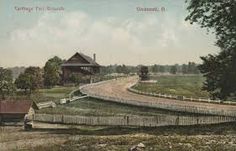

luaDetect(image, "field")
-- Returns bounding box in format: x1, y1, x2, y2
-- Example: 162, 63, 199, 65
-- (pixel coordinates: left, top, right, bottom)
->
30, 86, 77, 103
37, 97, 184, 116
133, 75, 210, 98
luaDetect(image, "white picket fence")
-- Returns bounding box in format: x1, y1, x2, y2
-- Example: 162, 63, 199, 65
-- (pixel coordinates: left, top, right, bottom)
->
128, 87, 221, 104
59, 96, 88, 105
79, 78, 236, 117
34, 114, 236, 127
37, 101, 56, 109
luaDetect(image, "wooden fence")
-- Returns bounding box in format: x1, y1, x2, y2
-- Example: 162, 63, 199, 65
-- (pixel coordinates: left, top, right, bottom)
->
128, 85, 236, 105
79, 78, 236, 117
37, 101, 56, 109
34, 114, 236, 127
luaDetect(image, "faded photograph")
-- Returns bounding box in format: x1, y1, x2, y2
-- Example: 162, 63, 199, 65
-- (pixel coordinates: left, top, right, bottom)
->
0, 0, 236, 150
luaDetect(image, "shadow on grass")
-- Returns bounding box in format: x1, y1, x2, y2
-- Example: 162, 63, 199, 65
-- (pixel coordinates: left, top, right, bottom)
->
28, 122, 236, 136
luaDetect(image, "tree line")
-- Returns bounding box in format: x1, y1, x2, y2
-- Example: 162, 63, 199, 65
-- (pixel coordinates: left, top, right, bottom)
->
0, 56, 63, 99
100, 62, 200, 75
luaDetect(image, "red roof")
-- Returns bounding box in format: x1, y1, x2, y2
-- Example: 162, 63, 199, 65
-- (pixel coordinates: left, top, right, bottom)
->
0, 100, 32, 114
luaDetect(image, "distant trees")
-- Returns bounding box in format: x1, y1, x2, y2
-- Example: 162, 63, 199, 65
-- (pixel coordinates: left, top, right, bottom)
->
116, 64, 130, 74
100, 65, 116, 75
151, 64, 159, 73
159, 66, 165, 73
186, 0, 236, 100
182, 62, 200, 74
15, 67, 43, 94
100, 63, 200, 75
149, 62, 199, 74
170, 65, 177, 74
43, 56, 63, 88
0, 67, 15, 99
182, 64, 188, 74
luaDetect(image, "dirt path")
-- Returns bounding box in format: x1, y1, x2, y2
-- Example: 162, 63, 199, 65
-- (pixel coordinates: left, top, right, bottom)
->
0, 124, 70, 151
81, 77, 236, 116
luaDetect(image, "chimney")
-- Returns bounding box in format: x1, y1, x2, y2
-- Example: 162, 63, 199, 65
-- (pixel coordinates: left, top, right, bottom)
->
93, 53, 96, 62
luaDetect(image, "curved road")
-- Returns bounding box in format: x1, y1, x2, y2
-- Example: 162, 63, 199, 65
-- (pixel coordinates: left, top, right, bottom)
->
81, 77, 236, 117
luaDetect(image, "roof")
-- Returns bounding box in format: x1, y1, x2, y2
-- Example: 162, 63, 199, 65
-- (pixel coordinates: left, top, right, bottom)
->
61, 64, 100, 67
79, 53, 99, 66
0, 100, 32, 114
62, 52, 100, 67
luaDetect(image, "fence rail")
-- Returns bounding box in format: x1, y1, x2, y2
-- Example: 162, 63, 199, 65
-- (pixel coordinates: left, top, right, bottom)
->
34, 114, 236, 127
37, 101, 56, 109
79, 77, 236, 117
128, 84, 236, 105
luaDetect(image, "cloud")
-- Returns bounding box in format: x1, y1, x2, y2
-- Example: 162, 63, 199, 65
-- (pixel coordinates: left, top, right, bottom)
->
4, 10, 218, 67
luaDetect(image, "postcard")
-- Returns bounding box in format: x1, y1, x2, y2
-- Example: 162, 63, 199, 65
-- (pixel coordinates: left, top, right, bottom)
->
0, 0, 235, 151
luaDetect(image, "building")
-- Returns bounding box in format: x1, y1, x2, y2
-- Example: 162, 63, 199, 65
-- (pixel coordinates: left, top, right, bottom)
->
61, 52, 100, 83
0, 100, 36, 124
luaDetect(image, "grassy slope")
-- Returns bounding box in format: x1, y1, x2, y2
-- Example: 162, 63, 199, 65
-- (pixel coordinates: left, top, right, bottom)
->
133, 75, 210, 98
31, 86, 77, 103
37, 75, 210, 116
37, 97, 185, 116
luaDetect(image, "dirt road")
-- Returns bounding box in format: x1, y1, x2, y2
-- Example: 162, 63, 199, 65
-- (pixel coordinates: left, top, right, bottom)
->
0, 124, 68, 151
81, 77, 236, 116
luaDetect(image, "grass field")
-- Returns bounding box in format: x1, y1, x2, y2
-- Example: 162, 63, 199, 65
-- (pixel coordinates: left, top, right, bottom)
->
30, 86, 77, 103
38, 86, 76, 97
37, 97, 184, 116
133, 75, 210, 98
6, 86, 77, 103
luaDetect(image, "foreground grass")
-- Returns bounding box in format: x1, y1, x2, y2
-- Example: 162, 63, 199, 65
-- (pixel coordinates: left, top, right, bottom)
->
7, 86, 77, 104
31, 86, 77, 103
37, 97, 185, 116
38, 86, 77, 98
133, 75, 210, 98
10, 122, 236, 151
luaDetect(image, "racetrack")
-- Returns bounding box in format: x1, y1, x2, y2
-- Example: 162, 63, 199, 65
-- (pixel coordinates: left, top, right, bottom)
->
80, 76, 236, 117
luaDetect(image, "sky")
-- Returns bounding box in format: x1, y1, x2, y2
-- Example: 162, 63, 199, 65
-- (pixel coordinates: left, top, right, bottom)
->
0, 0, 219, 67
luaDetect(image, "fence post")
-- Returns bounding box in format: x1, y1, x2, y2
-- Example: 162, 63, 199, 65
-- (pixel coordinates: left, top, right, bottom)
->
62, 114, 64, 123
175, 116, 179, 125
126, 116, 129, 126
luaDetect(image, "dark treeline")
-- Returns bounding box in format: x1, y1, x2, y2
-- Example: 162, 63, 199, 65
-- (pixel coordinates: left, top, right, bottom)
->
100, 62, 200, 75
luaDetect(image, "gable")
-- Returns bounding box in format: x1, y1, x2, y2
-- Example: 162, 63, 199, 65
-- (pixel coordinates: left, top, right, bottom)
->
66, 53, 90, 64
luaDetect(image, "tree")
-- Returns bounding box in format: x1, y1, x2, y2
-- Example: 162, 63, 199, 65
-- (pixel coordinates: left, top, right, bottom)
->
116, 64, 130, 74
43, 56, 63, 88
187, 62, 200, 74
186, 0, 236, 100
151, 64, 158, 73
15, 67, 43, 94
0, 67, 15, 99
170, 65, 177, 74
139, 66, 149, 80
15, 72, 32, 94
182, 64, 188, 74
69, 73, 80, 86
159, 66, 165, 73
